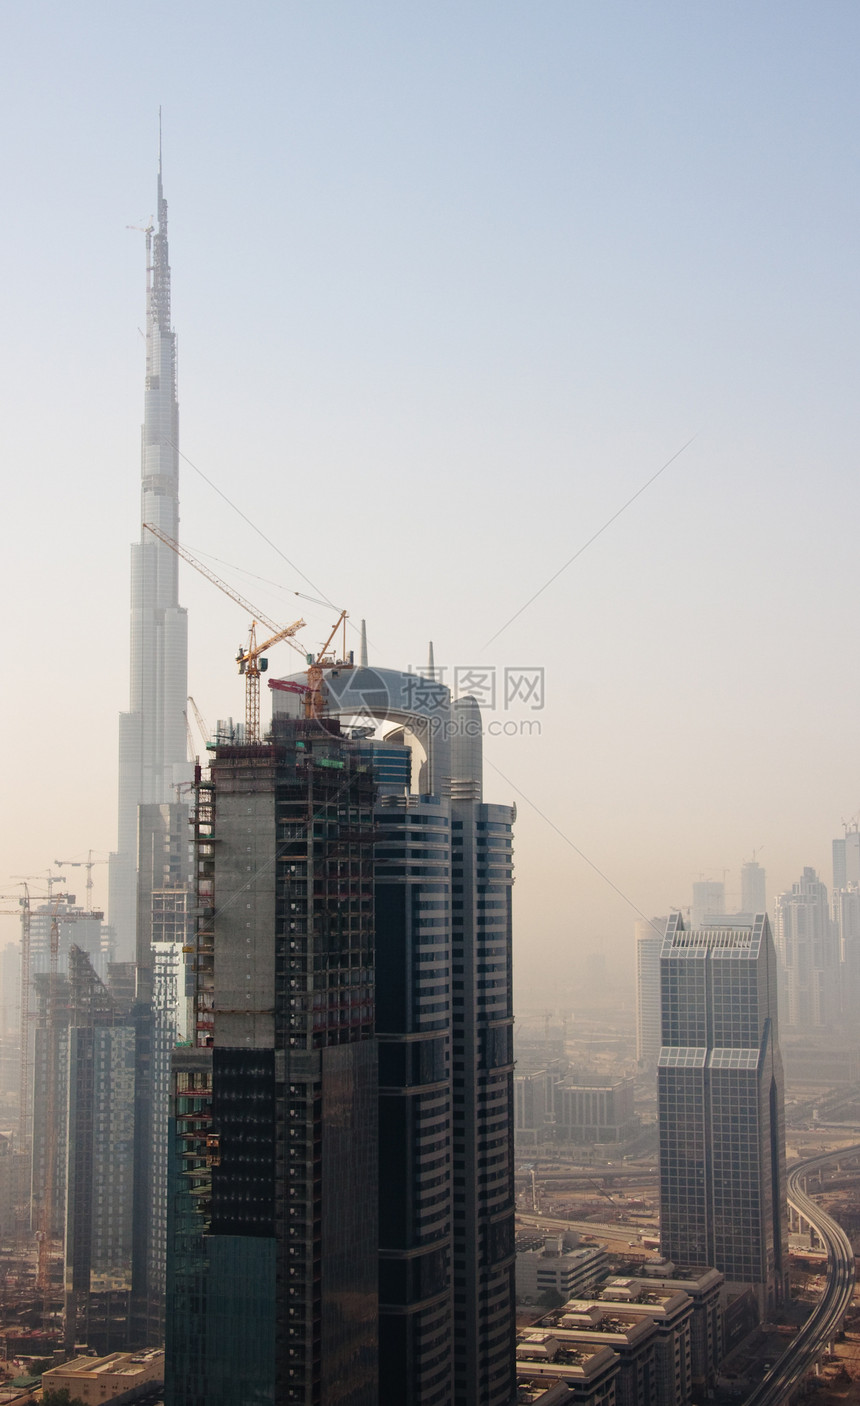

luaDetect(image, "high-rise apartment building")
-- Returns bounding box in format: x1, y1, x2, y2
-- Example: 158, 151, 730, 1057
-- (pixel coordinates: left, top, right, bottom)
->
64, 948, 137, 1353
165, 665, 516, 1406
658, 914, 788, 1316
833, 885, 860, 1023
109, 148, 189, 961
690, 882, 724, 929
833, 824, 860, 892
773, 867, 837, 1029
741, 860, 767, 916
132, 801, 192, 1347
831, 827, 860, 1026
635, 917, 667, 1069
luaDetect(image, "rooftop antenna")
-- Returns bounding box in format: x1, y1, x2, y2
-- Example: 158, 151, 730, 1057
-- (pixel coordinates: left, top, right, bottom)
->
427, 641, 435, 680
359, 619, 368, 668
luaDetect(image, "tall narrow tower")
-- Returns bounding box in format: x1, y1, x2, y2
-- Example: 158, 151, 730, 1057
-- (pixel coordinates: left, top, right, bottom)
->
109, 139, 189, 960
658, 913, 788, 1317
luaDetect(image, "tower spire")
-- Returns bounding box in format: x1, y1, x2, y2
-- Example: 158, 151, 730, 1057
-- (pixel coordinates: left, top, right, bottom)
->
153, 114, 170, 333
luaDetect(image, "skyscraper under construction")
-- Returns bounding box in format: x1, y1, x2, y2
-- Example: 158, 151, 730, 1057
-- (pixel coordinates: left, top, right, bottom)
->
109, 141, 189, 962
165, 665, 516, 1405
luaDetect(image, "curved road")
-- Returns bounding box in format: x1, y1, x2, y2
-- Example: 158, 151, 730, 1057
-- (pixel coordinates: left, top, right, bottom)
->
743, 1146, 859, 1406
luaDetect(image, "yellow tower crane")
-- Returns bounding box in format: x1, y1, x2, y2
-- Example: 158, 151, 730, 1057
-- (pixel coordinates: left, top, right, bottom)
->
267, 607, 352, 718
53, 851, 106, 914
143, 524, 306, 743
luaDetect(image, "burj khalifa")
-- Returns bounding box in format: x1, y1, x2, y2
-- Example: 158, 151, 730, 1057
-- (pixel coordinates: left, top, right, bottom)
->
109, 148, 189, 960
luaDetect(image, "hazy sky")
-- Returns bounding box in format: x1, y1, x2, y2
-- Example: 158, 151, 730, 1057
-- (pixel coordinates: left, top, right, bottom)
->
2, 3, 860, 992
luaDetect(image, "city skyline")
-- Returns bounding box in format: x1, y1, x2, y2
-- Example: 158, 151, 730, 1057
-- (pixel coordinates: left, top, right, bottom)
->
4, 5, 860, 992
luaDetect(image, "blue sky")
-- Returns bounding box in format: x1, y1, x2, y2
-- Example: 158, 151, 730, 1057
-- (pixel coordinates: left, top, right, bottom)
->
2, 3, 860, 998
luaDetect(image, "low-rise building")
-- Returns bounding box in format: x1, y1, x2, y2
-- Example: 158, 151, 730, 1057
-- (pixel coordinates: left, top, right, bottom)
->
555, 1078, 638, 1146
592, 1283, 692, 1406
517, 1235, 608, 1304
41, 1349, 164, 1405
544, 1305, 658, 1406
516, 1377, 576, 1404
515, 1331, 619, 1406
515, 1068, 555, 1144
607, 1264, 723, 1389
537, 1284, 693, 1406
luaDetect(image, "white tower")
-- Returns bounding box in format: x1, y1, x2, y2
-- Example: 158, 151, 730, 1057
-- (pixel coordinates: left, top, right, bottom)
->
109, 138, 189, 960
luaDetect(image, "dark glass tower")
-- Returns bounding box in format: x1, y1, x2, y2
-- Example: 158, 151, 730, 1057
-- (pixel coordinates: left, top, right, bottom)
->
450, 796, 515, 1406
657, 913, 788, 1316
374, 792, 454, 1405
279, 671, 516, 1406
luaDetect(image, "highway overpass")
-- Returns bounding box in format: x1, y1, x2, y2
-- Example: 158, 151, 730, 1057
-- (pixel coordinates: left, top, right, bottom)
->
743, 1146, 859, 1406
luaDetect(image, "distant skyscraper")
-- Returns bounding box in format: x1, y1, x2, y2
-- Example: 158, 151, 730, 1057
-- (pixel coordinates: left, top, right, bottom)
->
833, 824, 860, 892
132, 801, 192, 1347
773, 867, 837, 1029
634, 917, 667, 1069
690, 881, 724, 929
658, 914, 788, 1316
64, 948, 137, 1353
741, 860, 767, 915
831, 827, 860, 1026
109, 145, 189, 961
833, 886, 860, 1023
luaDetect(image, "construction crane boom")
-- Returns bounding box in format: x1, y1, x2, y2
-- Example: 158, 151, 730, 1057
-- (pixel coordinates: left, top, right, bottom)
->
144, 522, 292, 638
268, 609, 353, 719
187, 695, 210, 747
53, 851, 105, 913
143, 523, 306, 742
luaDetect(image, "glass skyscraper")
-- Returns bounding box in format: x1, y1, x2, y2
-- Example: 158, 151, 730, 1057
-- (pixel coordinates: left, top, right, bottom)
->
657, 913, 788, 1317
165, 665, 516, 1405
